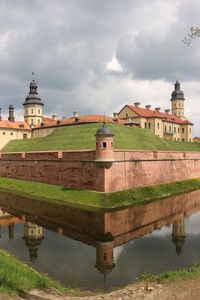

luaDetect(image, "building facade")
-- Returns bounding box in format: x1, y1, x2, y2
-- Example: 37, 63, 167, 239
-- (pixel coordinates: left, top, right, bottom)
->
118, 81, 193, 142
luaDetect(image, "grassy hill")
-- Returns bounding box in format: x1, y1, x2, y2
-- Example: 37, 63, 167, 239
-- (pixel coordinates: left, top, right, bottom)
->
2, 123, 200, 152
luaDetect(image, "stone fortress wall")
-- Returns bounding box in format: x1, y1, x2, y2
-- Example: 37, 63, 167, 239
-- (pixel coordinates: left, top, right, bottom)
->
1, 148, 200, 192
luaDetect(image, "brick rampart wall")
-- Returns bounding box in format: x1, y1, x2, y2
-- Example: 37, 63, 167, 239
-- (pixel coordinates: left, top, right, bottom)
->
106, 150, 200, 192
1, 150, 200, 192
0, 150, 99, 190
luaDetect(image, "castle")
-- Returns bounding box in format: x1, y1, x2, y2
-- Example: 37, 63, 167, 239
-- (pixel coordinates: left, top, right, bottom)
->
0, 75, 193, 150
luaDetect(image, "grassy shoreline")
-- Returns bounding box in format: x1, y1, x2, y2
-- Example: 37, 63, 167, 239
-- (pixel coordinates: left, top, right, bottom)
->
1, 245, 200, 297
0, 177, 200, 210
142, 262, 200, 283
0, 249, 81, 297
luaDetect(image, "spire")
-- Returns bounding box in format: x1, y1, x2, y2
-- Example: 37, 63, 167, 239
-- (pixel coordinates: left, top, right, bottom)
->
171, 79, 185, 101
23, 73, 44, 106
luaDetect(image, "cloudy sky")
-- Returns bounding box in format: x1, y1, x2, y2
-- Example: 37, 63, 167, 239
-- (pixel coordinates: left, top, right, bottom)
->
0, 0, 200, 135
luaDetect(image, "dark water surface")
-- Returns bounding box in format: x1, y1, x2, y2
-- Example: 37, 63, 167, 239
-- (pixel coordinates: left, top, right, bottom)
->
0, 189, 200, 291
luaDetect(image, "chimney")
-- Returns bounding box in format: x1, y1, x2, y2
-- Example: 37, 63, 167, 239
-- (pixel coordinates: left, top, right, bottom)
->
145, 105, 151, 110
113, 112, 118, 122
165, 109, 170, 114
8, 105, 15, 122
134, 102, 140, 107
52, 114, 57, 121
0, 107, 2, 121
155, 107, 161, 112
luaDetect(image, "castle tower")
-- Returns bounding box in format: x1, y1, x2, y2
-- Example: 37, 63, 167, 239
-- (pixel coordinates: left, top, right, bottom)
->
23, 73, 44, 128
170, 80, 185, 119
172, 218, 185, 255
95, 233, 115, 276
95, 122, 114, 165
23, 221, 43, 263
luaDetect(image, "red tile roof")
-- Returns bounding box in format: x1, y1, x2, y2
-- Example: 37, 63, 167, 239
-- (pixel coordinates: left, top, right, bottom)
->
0, 120, 31, 130
34, 115, 126, 129
126, 105, 193, 125
194, 137, 200, 142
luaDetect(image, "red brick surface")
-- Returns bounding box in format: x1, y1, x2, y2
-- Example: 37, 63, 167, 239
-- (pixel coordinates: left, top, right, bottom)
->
1, 150, 200, 192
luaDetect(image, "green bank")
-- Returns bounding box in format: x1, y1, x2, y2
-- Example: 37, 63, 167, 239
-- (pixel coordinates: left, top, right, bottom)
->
142, 263, 200, 283
3, 123, 200, 152
0, 249, 80, 297
0, 177, 200, 210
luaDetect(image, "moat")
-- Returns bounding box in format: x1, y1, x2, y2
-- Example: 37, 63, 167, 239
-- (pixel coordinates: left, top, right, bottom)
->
1, 189, 200, 291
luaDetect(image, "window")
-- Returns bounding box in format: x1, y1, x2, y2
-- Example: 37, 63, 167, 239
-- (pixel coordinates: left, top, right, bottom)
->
38, 109, 40, 114
189, 128, 191, 134
145, 122, 147, 129
23, 133, 27, 139
149, 123, 151, 129
38, 119, 40, 123
2, 132, 5, 135
157, 123, 159, 129
26, 109, 28, 114
31, 109, 33, 114
179, 103, 181, 107
96, 142, 98, 149
174, 112, 176, 116
174, 127, 176, 133
179, 111, 181, 116
169, 126, 171, 131
182, 138, 185, 142
103, 142, 106, 149
31, 119, 34, 125
164, 126, 166, 132
178, 128, 180, 133
174, 103, 176, 108
103, 253, 107, 261
10, 132, 13, 136
182, 128, 184, 133
111, 142, 113, 149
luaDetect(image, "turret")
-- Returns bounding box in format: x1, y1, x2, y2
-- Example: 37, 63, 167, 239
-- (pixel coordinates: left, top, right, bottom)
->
23, 72, 44, 127
172, 218, 185, 255
171, 80, 185, 119
95, 122, 114, 167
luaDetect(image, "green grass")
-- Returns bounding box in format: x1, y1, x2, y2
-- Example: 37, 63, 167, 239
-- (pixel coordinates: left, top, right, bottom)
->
142, 263, 200, 283
2, 123, 200, 152
0, 249, 80, 296
1, 177, 200, 210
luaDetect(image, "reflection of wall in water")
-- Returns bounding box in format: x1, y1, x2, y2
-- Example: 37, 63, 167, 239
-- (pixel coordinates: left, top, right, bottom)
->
172, 218, 185, 255
23, 221, 44, 263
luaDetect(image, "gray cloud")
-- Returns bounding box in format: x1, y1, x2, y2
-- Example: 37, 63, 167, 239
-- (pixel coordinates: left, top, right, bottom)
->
0, 0, 199, 135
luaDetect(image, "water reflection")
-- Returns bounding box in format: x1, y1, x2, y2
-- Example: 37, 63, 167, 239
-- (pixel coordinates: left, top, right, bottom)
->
0, 189, 200, 290
23, 222, 44, 264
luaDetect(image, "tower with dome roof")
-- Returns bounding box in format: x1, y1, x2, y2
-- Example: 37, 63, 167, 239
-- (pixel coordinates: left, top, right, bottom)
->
23, 72, 44, 127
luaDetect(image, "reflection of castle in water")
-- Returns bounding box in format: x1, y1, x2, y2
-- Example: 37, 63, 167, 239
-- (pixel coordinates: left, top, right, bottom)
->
23, 222, 44, 264
95, 233, 115, 276
0, 188, 199, 277
172, 217, 185, 255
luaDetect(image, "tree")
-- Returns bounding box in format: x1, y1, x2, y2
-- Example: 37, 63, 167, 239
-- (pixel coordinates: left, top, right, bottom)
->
182, 26, 200, 45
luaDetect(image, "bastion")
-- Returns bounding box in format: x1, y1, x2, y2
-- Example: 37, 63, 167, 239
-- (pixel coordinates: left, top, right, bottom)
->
1, 122, 200, 193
